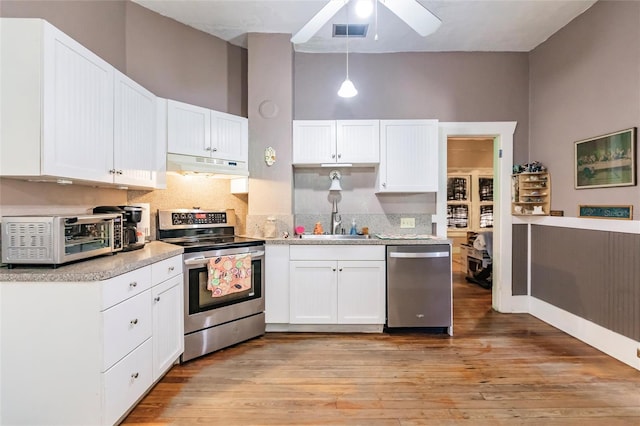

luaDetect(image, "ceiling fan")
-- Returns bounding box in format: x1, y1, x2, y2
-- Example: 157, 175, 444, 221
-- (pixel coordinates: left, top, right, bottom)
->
291, 0, 442, 44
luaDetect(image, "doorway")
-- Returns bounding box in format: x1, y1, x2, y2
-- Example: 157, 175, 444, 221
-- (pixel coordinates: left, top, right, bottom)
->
446, 137, 494, 290
437, 122, 517, 314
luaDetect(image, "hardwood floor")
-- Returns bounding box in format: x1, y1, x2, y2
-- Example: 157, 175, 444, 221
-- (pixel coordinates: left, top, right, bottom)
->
123, 264, 640, 425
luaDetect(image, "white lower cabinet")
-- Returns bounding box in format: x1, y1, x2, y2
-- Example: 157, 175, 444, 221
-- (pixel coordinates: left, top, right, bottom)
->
265, 245, 290, 324
288, 245, 386, 326
337, 260, 386, 324
103, 339, 153, 426
0, 255, 184, 425
152, 274, 184, 381
290, 260, 338, 323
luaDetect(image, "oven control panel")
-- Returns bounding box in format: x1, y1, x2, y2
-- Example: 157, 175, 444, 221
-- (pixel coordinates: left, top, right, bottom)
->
171, 212, 227, 225
158, 209, 236, 230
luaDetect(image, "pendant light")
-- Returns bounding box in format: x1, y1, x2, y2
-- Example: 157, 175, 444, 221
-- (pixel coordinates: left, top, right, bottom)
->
338, 1, 358, 98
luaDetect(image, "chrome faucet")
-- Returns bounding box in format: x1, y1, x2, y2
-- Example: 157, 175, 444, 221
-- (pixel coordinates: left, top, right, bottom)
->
331, 199, 342, 234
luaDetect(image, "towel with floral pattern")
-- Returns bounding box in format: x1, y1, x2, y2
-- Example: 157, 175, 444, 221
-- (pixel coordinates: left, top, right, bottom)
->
207, 254, 252, 298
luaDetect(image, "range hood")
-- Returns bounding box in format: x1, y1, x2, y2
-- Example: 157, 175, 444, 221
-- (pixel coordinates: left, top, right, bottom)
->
167, 153, 249, 177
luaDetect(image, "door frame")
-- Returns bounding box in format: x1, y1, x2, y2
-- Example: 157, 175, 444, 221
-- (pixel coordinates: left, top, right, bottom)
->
437, 122, 518, 313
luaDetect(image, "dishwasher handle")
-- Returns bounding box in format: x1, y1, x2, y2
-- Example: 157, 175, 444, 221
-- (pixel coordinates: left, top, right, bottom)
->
389, 251, 449, 259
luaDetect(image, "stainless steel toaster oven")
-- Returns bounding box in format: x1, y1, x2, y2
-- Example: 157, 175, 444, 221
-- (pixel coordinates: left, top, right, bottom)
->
1, 214, 123, 267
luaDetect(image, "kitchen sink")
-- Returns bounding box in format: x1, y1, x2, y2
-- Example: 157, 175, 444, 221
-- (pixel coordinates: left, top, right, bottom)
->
298, 234, 372, 240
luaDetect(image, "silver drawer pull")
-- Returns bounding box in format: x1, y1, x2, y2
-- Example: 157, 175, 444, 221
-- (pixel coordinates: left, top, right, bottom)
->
168, 266, 175, 272
129, 281, 137, 288
130, 319, 138, 325
154, 296, 161, 302
131, 372, 139, 379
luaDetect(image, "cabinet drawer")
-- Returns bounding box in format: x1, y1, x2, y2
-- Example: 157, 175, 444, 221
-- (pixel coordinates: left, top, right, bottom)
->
101, 266, 152, 310
102, 290, 152, 371
103, 338, 153, 426
151, 255, 183, 285
290, 245, 385, 261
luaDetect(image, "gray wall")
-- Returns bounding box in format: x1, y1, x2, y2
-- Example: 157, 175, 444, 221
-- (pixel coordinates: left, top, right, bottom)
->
529, 0, 640, 218
294, 51, 530, 165
531, 225, 640, 341
511, 224, 528, 296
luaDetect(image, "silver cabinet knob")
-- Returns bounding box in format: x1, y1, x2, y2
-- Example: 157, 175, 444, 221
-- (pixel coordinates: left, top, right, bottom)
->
332, 268, 336, 272
338, 154, 341, 159
382, 182, 387, 188
109, 169, 116, 174
339, 268, 343, 272
130, 319, 138, 325
212, 147, 218, 152
154, 296, 161, 302
129, 281, 137, 288
131, 372, 139, 379
331, 154, 336, 159
116, 170, 123, 175
168, 266, 175, 272
205, 147, 212, 151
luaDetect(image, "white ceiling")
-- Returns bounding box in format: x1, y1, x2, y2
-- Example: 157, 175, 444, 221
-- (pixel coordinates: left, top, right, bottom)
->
132, 0, 597, 53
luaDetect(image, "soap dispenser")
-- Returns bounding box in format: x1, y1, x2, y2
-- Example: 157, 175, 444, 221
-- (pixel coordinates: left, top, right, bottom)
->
350, 218, 357, 235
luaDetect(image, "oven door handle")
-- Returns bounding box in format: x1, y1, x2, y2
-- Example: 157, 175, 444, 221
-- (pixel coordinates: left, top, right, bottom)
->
184, 250, 265, 266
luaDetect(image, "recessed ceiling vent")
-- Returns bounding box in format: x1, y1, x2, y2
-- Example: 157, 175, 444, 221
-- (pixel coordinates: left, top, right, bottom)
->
333, 24, 368, 37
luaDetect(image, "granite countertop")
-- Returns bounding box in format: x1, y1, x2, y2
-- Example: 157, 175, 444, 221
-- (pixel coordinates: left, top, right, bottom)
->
0, 241, 184, 282
264, 235, 451, 246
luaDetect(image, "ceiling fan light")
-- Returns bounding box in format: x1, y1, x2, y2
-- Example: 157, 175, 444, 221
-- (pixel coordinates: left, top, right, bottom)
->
338, 78, 358, 98
355, 0, 374, 18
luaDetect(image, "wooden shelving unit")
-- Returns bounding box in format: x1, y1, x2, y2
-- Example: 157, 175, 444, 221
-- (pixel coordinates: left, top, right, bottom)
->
511, 172, 551, 216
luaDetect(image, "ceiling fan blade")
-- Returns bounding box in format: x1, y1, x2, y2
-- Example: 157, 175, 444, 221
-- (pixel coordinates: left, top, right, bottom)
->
291, 0, 346, 44
379, 0, 441, 37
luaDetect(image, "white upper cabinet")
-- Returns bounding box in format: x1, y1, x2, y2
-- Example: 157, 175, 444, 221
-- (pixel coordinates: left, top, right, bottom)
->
167, 100, 211, 157
1, 19, 113, 183
167, 99, 248, 166
378, 119, 439, 192
292, 120, 336, 165
292, 120, 379, 166
0, 18, 162, 189
337, 120, 380, 164
114, 70, 162, 188
211, 110, 248, 163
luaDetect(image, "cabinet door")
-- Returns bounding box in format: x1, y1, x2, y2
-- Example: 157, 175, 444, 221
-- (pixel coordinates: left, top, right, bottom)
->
265, 245, 290, 324
211, 110, 248, 163
152, 275, 184, 381
337, 120, 380, 164
292, 120, 336, 165
289, 260, 337, 323
167, 99, 211, 157
337, 260, 386, 324
113, 70, 159, 188
379, 119, 439, 192
42, 22, 114, 183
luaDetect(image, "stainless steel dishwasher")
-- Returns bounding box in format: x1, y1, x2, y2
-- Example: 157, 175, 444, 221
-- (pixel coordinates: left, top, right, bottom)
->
386, 245, 452, 334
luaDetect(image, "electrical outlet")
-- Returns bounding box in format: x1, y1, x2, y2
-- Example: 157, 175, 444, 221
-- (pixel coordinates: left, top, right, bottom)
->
400, 217, 415, 228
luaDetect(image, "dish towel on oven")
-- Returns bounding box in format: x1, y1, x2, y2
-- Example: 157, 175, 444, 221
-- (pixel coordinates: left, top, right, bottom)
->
207, 253, 252, 298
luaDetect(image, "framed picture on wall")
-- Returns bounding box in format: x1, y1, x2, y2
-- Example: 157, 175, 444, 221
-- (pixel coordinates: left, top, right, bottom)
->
574, 127, 636, 189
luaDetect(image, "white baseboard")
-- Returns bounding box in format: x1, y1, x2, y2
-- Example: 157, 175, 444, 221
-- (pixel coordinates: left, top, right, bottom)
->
530, 297, 640, 371
506, 295, 529, 313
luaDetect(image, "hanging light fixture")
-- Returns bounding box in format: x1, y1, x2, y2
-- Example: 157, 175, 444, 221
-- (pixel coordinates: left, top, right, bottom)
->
338, 1, 358, 98
329, 170, 343, 191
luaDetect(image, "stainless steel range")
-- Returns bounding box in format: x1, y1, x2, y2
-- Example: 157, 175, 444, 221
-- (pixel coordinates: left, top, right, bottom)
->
157, 209, 265, 362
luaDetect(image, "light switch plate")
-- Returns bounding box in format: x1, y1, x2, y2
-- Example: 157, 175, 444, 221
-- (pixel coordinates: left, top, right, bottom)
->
400, 217, 415, 228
